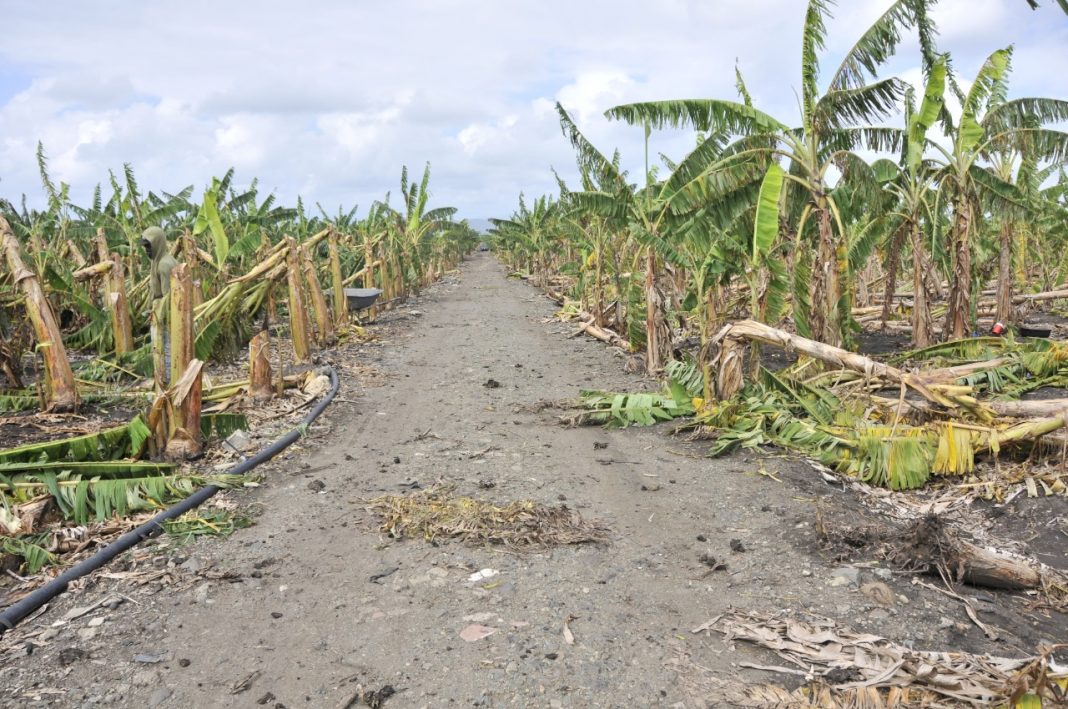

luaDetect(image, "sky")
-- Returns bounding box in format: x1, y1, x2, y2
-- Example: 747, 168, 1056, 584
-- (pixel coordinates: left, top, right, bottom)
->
1, 0, 1066, 222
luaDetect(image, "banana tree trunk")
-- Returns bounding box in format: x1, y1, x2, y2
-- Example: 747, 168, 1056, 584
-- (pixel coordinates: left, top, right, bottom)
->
644, 245, 672, 374
880, 224, 907, 328
365, 239, 378, 322
945, 198, 973, 340
66, 239, 88, 269
0, 216, 78, 412
151, 298, 166, 392
249, 329, 272, 403
285, 237, 311, 363
594, 251, 606, 328
910, 221, 933, 348
995, 221, 1014, 325
389, 254, 402, 300
108, 252, 134, 355
379, 254, 391, 301
699, 285, 722, 404
713, 319, 948, 406
811, 202, 842, 347
182, 231, 203, 309
612, 247, 625, 330
0, 333, 22, 388
258, 236, 278, 327
300, 244, 335, 346
165, 358, 203, 460
327, 232, 347, 325
169, 263, 194, 388
93, 229, 110, 305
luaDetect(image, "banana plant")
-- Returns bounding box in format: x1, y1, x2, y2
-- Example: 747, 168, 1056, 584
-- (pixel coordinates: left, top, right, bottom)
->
931, 47, 1068, 338
556, 103, 768, 372
870, 54, 948, 346
605, 0, 935, 347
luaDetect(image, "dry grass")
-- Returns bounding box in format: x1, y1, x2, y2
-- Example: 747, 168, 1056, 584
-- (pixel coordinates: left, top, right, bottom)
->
367, 485, 610, 549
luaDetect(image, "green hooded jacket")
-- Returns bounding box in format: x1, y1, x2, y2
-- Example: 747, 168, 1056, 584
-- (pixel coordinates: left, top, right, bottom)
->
142, 227, 178, 299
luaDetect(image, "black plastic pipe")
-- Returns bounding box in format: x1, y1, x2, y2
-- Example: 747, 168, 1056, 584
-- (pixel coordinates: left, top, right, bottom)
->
0, 366, 339, 635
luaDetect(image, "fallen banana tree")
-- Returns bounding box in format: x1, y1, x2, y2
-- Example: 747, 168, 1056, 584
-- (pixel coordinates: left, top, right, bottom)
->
697, 321, 1068, 490
1, 216, 78, 412
566, 320, 1068, 491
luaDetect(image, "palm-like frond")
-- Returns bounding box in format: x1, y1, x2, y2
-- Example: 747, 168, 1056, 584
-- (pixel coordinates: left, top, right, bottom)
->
959, 48, 1012, 154
605, 99, 787, 136
734, 64, 754, 107
822, 127, 905, 156
423, 207, 458, 223
4, 472, 243, 525
566, 192, 630, 222
753, 163, 785, 261
907, 55, 947, 173
987, 128, 1068, 164
660, 130, 763, 198
816, 78, 906, 129
828, 0, 917, 91
800, 0, 831, 123
557, 103, 625, 190
968, 164, 1029, 213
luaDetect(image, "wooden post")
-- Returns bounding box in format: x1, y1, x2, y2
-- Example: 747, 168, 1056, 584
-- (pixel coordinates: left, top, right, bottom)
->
301, 243, 335, 346
108, 252, 134, 355
327, 232, 347, 325
0, 216, 78, 412
169, 263, 194, 387
249, 329, 273, 403
285, 237, 311, 363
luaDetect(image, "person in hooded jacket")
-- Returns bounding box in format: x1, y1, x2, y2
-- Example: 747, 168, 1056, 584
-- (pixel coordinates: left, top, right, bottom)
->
141, 226, 179, 299
141, 226, 179, 385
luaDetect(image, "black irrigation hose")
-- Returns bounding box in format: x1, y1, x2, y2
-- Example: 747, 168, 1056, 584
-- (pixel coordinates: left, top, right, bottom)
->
0, 366, 340, 636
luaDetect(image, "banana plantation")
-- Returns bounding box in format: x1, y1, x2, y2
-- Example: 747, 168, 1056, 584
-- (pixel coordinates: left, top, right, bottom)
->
3, 0, 1068, 706
493, 0, 1068, 497
0, 156, 478, 572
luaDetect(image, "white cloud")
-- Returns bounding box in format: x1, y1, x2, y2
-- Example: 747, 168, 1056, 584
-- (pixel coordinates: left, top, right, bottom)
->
556, 72, 637, 124
0, 0, 1065, 217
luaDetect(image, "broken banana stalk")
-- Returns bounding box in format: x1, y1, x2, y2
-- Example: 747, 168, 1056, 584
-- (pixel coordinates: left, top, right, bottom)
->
713, 320, 963, 409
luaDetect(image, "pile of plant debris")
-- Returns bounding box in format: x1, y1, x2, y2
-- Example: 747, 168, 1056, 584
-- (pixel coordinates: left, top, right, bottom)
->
367, 485, 610, 549
0, 370, 333, 583
0, 412, 250, 578
694, 609, 1067, 707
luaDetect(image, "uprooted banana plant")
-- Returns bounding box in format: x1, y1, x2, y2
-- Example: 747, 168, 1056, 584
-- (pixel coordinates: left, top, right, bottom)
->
569, 320, 1068, 491
697, 321, 1068, 490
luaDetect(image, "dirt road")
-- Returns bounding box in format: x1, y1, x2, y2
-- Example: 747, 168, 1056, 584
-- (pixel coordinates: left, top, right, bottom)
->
2, 252, 1064, 708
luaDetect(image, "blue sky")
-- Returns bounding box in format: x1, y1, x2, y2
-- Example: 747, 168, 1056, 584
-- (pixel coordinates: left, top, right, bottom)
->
1, 0, 1066, 220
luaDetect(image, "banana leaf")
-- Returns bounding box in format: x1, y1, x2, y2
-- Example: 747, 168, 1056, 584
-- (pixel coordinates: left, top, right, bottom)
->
5, 472, 244, 525
0, 415, 151, 465
0, 460, 174, 477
